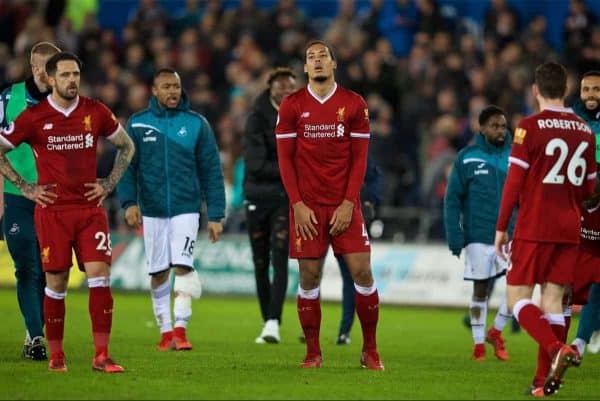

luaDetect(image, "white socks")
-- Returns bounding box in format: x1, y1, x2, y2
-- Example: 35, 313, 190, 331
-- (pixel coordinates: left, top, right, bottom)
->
470, 299, 488, 344
151, 281, 172, 333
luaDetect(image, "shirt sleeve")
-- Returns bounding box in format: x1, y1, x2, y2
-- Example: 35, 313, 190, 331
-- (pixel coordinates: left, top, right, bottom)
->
275, 96, 302, 204
95, 100, 120, 139
0, 109, 33, 149
497, 121, 530, 231
344, 95, 370, 203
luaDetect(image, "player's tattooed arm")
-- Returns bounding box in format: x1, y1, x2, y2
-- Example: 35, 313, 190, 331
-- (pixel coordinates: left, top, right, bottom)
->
0, 143, 57, 206
104, 127, 135, 193
85, 127, 135, 206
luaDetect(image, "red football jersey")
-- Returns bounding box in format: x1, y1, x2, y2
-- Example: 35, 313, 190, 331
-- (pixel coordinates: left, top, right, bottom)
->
580, 204, 600, 256
275, 84, 370, 206
0, 96, 120, 209
497, 107, 596, 243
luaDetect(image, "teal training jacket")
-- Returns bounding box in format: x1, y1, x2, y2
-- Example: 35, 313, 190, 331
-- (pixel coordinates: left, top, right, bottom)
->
117, 94, 226, 221
572, 98, 600, 162
443, 132, 515, 254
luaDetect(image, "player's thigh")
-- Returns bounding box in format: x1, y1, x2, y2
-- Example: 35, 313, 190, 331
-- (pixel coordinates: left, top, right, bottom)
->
289, 203, 329, 259
34, 208, 74, 272
168, 213, 199, 269
142, 216, 170, 273
73, 207, 112, 270
464, 243, 506, 281
331, 203, 370, 256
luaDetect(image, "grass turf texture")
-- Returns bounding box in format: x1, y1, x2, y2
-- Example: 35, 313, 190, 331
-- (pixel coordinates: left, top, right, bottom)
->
0, 287, 597, 400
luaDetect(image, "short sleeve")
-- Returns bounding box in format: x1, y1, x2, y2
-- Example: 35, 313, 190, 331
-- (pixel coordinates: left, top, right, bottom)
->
0, 108, 33, 149
275, 96, 297, 136
508, 119, 531, 170
95, 101, 120, 139
349, 94, 370, 135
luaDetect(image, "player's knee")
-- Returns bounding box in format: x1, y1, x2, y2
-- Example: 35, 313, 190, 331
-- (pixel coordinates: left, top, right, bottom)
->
174, 270, 202, 299
351, 269, 373, 287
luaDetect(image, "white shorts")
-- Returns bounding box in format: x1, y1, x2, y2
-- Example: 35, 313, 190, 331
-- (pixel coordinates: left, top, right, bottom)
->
464, 243, 507, 281
142, 213, 199, 274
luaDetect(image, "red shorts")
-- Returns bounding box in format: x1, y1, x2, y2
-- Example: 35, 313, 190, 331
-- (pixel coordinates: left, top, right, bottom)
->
34, 206, 112, 272
507, 239, 578, 286
572, 249, 600, 305
289, 202, 370, 259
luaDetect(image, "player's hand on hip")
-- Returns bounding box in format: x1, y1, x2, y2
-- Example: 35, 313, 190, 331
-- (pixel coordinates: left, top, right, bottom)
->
207, 221, 223, 243
494, 230, 510, 261
329, 199, 354, 236
22, 183, 57, 208
84, 179, 112, 207
124, 205, 142, 229
292, 201, 318, 240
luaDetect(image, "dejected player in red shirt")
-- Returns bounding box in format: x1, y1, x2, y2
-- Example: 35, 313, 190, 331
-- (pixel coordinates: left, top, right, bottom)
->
495, 62, 596, 396
276, 40, 383, 370
0, 52, 135, 373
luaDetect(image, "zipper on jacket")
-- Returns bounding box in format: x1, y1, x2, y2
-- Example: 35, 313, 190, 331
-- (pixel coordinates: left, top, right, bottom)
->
164, 112, 171, 216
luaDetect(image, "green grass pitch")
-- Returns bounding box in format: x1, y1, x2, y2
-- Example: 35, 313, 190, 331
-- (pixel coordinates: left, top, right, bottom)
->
0, 287, 597, 400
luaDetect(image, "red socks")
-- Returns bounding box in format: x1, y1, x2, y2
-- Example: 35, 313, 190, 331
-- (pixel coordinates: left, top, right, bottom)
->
89, 287, 113, 357
44, 295, 65, 357
297, 296, 321, 356
355, 290, 379, 352
516, 303, 562, 356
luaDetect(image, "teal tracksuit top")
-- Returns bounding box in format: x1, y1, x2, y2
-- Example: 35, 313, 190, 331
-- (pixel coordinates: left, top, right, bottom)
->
117, 94, 226, 221
443, 133, 515, 254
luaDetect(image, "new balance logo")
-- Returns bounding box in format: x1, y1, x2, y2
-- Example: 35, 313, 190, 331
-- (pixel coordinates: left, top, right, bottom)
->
43, 123, 53, 130
301, 112, 310, 118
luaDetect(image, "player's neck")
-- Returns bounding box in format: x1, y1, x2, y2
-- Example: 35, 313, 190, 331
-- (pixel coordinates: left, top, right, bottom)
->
308, 79, 336, 99
50, 92, 77, 110
537, 97, 565, 111
33, 76, 48, 93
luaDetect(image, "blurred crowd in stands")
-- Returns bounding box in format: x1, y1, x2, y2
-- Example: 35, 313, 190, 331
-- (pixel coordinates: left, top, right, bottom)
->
0, 0, 599, 241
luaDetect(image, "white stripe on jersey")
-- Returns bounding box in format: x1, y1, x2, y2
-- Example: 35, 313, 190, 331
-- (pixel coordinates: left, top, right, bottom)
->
106, 124, 122, 140
588, 171, 597, 180
350, 132, 370, 138
463, 158, 486, 164
131, 123, 160, 131
276, 133, 297, 139
509, 156, 530, 169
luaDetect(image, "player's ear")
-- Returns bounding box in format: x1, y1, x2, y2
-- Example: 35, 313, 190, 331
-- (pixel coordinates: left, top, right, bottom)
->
151, 85, 158, 97
303, 63, 308, 74
532, 84, 539, 98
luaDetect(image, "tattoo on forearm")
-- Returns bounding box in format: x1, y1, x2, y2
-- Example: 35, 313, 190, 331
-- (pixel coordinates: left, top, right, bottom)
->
0, 152, 27, 191
104, 135, 134, 193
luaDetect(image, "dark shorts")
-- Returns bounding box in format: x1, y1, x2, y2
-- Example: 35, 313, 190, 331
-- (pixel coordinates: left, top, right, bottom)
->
34, 206, 112, 272
2, 193, 40, 270
507, 239, 578, 286
289, 201, 370, 259
572, 249, 600, 304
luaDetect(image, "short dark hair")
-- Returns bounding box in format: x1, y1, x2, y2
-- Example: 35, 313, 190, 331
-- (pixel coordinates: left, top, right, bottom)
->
45, 52, 82, 76
534, 62, 567, 99
583, 70, 600, 79
153, 67, 178, 83
267, 67, 296, 86
478, 105, 505, 126
304, 39, 336, 62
